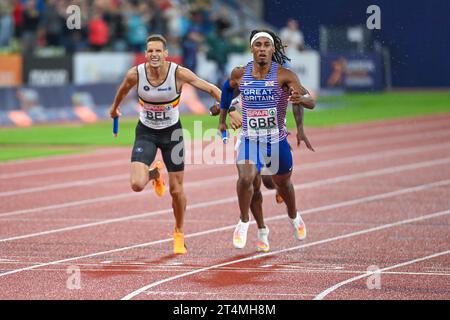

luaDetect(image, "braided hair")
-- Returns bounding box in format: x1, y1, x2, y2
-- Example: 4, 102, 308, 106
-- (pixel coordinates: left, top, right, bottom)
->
249, 29, 291, 65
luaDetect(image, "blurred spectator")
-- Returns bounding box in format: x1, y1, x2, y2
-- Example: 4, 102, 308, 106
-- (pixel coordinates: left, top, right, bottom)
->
165, 3, 183, 38
280, 19, 305, 52
33, 0, 47, 14
148, 1, 167, 35
3, 0, 254, 63
88, 12, 109, 51
182, 28, 203, 71
22, 0, 41, 53
166, 34, 181, 57
66, 29, 89, 52
189, 9, 212, 36
0, 1, 13, 47
40, 0, 64, 47
211, 6, 231, 37
104, 1, 127, 51
126, 2, 148, 52
154, 0, 172, 11
62, 0, 89, 53
206, 10, 245, 84
12, 0, 24, 39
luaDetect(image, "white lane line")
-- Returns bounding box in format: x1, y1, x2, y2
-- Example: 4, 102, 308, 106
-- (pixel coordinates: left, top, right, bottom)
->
0, 158, 229, 180
1, 154, 450, 243
0, 174, 128, 197
0, 192, 141, 218
314, 250, 450, 300
0, 166, 236, 198
0, 196, 237, 242
0, 178, 448, 280
1, 126, 450, 194
0, 138, 442, 217
144, 291, 315, 297
0, 160, 125, 179
121, 209, 450, 300
310, 116, 450, 140
295, 157, 450, 189
1, 262, 448, 278
299, 141, 450, 171
1, 119, 449, 179
1, 131, 450, 203
317, 129, 450, 153
0, 148, 126, 166
1, 115, 448, 173
0, 176, 236, 218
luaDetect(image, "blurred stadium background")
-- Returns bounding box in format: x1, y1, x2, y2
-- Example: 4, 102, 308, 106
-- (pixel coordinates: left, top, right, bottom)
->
0, 0, 449, 160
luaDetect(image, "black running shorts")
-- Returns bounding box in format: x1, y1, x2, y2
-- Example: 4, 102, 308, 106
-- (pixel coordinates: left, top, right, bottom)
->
131, 120, 184, 172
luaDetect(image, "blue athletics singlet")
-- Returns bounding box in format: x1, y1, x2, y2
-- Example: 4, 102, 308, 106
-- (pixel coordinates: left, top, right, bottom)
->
239, 61, 289, 143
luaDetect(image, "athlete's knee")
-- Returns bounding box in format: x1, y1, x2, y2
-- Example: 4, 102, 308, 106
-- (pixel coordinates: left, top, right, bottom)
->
130, 178, 146, 192
169, 185, 185, 199
238, 175, 254, 189
130, 179, 146, 192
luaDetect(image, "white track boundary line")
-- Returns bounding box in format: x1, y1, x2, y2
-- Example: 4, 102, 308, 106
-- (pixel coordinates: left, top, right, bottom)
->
314, 250, 450, 300
0, 120, 446, 179
145, 291, 315, 297
0, 148, 126, 166
0, 174, 128, 197
1, 125, 449, 182
121, 209, 450, 300
311, 116, 450, 139
1, 154, 450, 242
315, 127, 450, 153
0, 158, 229, 180
2, 130, 450, 198
2, 139, 449, 217
0, 160, 125, 179
305, 116, 450, 138
0, 178, 448, 280
0, 144, 449, 222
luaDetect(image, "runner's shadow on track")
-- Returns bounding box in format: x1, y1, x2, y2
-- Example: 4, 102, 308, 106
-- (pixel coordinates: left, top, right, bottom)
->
84, 254, 180, 278
190, 254, 279, 288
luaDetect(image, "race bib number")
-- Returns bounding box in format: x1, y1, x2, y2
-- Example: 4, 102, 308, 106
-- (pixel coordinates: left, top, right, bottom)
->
140, 104, 179, 129
146, 111, 170, 121
246, 108, 278, 137
145, 110, 175, 127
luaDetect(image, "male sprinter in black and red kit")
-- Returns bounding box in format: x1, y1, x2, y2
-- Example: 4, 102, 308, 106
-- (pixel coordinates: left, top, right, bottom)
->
110, 34, 231, 254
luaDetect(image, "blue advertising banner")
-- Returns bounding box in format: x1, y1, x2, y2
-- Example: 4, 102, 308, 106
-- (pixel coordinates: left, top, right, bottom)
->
0, 82, 213, 127
321, 53, 384, 91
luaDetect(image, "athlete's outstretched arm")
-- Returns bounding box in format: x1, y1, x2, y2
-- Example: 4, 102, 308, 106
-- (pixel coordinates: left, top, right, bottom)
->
110, 67, 138, 118
176, 66, 221, 102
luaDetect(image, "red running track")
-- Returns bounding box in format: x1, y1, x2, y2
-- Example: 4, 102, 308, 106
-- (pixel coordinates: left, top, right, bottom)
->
0, 113, 449, 300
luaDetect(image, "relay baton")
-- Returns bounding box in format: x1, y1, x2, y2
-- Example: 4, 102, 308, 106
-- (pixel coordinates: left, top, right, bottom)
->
221, 130, 228, 144
113, 116, 119, 137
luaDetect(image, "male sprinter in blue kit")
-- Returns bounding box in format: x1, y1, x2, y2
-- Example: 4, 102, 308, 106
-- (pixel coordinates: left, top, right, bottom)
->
110, 35, 224, 254
218, 29, 315, 252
